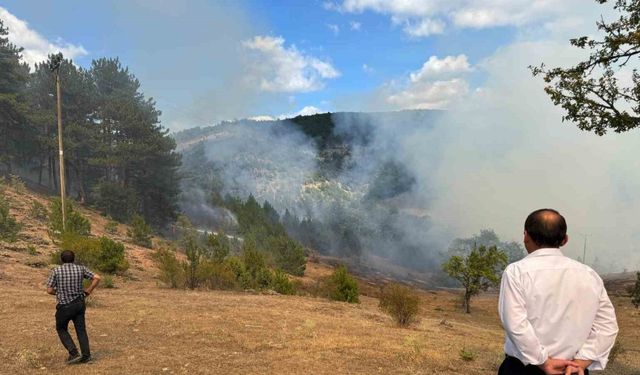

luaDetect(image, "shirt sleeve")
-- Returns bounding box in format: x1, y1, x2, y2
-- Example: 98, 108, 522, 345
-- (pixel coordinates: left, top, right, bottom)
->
46, 270, 57, 288
499, 266, 548, 365
574, 280, 619, 370
83, 266, 95, 280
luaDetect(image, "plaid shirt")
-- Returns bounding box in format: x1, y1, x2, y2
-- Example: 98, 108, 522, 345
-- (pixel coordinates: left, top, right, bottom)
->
47, 263, 95, 305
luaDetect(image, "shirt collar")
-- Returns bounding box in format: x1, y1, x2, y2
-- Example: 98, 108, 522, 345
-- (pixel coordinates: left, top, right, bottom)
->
525, 248, 563, 258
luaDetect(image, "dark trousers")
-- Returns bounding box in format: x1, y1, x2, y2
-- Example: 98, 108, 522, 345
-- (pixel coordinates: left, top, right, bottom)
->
498, 356, 589, 375
55, 298, 90, 357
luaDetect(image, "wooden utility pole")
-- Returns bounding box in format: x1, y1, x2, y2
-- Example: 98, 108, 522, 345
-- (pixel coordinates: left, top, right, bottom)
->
49, 53, 66, 231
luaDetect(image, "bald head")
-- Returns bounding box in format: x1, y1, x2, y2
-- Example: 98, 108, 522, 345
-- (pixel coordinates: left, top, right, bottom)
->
524, 209, 567, 248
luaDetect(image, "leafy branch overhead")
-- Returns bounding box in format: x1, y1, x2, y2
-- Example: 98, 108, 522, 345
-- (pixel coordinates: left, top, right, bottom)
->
531, 0, 640, 135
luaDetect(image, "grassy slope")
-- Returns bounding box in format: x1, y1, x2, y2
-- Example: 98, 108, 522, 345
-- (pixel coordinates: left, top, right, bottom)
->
0, 186, 638, 375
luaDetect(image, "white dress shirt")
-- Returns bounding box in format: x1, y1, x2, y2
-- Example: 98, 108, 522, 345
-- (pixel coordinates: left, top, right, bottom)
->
498, 248, 618, 370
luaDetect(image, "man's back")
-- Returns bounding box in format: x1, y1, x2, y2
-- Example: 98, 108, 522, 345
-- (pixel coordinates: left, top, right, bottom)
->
499, 248, 618, 370
47, 263, 94, 305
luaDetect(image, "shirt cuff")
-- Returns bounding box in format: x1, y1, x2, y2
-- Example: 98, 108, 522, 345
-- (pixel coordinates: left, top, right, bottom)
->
574, 355, 605, 371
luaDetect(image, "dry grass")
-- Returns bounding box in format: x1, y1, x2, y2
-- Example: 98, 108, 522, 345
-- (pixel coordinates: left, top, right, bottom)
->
0, 186, 638, 375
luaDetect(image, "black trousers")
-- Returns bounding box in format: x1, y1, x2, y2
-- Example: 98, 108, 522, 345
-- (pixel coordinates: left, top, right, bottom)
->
55, 297, 90, 357
498, 356, 589, 375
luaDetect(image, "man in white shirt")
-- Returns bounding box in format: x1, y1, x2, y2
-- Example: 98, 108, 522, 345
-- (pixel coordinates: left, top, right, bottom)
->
498, 209, 618, 375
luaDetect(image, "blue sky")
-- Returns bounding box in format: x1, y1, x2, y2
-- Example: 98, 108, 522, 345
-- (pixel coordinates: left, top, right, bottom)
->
0, 0, 607, 130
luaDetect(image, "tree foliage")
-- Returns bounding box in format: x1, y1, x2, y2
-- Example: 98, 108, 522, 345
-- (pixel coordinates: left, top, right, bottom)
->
448, 229, 525, 264
0, 18, 181, 228
531, 0, 640, 135
442, 245, 508, 313
0, 194, 21, 242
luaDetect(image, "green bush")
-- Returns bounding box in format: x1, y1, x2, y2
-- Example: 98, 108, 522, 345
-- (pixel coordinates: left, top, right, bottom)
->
94, 237, 129, 273
48, 199, 91, 237
269, 235, 306, 276
379, 283, 421, 326
152, 247, 185, 288
105, 219, 119, 235
206, 232, 231, 263
459, 348, 476, 361
0, 194, 21, 242
26, 244, 38, 255
29, 200, 49, 221
271, 269, 296, 295
127, 214, 152, 248
51, 234, 128, 274
242, 241, 273, 289
103, 275, 115, 289
326, 265, 359, 303
197, 259, 237, 290
226, 256, 251, 288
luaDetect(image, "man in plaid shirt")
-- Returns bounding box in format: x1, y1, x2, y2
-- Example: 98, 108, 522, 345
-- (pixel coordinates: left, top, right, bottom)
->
47, 250, 101, 364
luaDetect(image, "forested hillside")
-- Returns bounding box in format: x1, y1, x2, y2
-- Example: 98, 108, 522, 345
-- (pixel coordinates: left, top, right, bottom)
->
0, 20, 180, 228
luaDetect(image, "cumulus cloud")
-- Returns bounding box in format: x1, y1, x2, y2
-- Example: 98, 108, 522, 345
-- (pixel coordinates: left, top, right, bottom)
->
381, 55, 472, 110
243, 35, 340, 93
402, 18, 445, 37
329, 0, 585, 37
410, 55, 471, 81
350, 21, 362, 31
0, 6, 88, 67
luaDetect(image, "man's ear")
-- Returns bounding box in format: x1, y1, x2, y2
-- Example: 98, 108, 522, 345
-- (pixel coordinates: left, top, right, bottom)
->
560, 235, 569, 247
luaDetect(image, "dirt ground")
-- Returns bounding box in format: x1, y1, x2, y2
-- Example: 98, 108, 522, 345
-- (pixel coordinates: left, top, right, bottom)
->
1, 185, 639, 375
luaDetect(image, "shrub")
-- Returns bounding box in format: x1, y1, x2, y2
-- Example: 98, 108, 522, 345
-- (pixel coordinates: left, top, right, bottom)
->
326, 265, 359, 303
197, 259, 237, 290
459, 348, 476, 361
183, 237, 202, 289
269, 235, 306, 276
26, 244, 38, 255
153, 247, 185, 288
242, 240, 273, 289
127, 214, 152, 248
94, 237, 129, 273
105, 219, 119, 235
226, 256, 251, 288
0, 194, 21, 242
51, 234, 128, 274
103, 275, 115, 289
632, 272, 640, 308
379, 283, 421, 326
271, 269, 296, 295
29, 201, 49, 221
207, 232, 230, 263
48, 199, 91, 237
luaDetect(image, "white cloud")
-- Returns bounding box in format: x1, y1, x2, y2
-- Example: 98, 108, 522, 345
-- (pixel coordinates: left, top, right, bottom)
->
387, 78, 468, 109
0, 6, 88, 67
409, 55, 471, 82
362, 64, 374, 74
242, 35, 340, 93
382, 54, 472, 109
248, 115, 277, 122
327, 24, 340, 35
330, 0, 586, 37
280, 105, 324, 119
350, 21, 362, 31
402, 18, 445, 37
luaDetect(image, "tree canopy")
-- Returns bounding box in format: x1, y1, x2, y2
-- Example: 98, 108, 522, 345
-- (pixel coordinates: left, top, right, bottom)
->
532, 0, 640, 135
0, 18, 181, 228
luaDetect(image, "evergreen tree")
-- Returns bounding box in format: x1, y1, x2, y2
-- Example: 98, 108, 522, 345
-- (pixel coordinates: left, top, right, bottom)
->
0, 19, 31, 174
